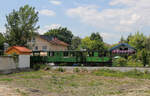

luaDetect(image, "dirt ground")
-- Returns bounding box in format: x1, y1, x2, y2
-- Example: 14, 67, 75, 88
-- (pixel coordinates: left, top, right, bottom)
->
0, 70, 150, 96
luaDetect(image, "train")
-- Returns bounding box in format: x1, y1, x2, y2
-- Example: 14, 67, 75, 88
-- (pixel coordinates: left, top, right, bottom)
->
31, 50, 112, 66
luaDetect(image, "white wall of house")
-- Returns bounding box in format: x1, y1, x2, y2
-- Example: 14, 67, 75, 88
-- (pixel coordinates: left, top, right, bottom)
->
0, 55, 30, 71
18, 55, 30, 68
0, 56, 16, 70
27, 36, 68, 51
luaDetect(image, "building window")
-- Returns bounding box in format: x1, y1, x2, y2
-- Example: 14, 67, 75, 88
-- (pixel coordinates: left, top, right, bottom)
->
42, 46, 47, 51
32, 37, 35, 42
35, 46, 38, 51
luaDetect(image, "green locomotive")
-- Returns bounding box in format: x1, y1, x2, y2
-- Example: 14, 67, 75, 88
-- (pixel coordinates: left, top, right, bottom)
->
31, 50, 112, 66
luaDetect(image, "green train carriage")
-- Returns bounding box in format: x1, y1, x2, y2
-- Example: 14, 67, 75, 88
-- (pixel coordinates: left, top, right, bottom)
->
31, 50, 112, 66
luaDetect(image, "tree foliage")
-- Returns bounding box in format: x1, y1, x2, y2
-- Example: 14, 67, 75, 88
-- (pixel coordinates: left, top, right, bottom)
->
5, 5, 39, 46
0, 33, 5, 50
70, 36, 81, 50
81, 32, 105, 51
128, 32, 146, 50
44, 27, 73, 45
90, 32, 103, 42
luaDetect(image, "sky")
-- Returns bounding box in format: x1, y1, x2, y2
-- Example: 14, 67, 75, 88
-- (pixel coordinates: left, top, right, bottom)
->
0, 0, 150, 44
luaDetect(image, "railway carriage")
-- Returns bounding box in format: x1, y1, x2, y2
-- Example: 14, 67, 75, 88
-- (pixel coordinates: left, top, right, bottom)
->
31, 50, 112, 66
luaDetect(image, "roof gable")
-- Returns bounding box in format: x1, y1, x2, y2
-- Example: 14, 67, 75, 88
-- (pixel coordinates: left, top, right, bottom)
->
6, 46, 32, 53
39, 35, 69, 46
110, 43, 135, 51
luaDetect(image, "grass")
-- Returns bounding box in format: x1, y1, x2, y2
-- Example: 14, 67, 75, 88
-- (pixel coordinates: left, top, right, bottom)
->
0, 68, 150, 96
0, 78, 13, 82
92, 68, 150, 79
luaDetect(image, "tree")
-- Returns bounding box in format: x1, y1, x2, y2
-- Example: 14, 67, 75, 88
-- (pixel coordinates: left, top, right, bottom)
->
44, 27, 73, 45
0, 33, 5, 50
81, 36, 105, 51
128, 32, 146, 50
5, 5, 39, 46
119, 36, 125, 43
70, 36, 81, 50
90, 32, 103, 42
145, 36, 150, 50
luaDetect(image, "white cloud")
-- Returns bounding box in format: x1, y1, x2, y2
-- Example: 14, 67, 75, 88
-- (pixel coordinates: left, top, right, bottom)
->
39, 9, 56, 16
39, 24, 61, 34
49, 0, 61, 5
109, 0, 138, 6
66, 0, 150, 35
101, 32, 120, 42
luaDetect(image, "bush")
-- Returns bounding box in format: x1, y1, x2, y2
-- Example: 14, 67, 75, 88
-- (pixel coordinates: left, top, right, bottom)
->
55, 67, 66, 72
73, 68, 80, 72
112, 57, 127, 67
81, 68, 88, 72
32, 64, 51, 70
127, 59, 143, 67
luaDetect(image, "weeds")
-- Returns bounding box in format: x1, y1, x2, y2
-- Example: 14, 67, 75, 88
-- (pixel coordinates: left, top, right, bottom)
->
16, 89, 28, 96
55, 67, 66, 72
73, 68, 80, 72
0, 78, 13, 82
92, 68, 150, 79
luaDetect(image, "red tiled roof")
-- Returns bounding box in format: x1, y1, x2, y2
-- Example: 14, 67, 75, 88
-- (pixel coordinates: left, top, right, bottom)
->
6, 46, 32, 53
39, 35, 69, 46
50, 38, 69, 46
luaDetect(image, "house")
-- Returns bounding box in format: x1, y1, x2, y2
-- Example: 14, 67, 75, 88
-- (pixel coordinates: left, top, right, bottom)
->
109, 43, 136, 54
5, 46, 32, 55
27, 35, 69, 51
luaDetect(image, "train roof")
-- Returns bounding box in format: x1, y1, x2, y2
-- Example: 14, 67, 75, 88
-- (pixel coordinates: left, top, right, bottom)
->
32, 50, 109, 52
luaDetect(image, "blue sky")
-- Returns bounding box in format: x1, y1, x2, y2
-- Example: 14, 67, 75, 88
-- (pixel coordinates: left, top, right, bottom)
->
0, 0, 150, 44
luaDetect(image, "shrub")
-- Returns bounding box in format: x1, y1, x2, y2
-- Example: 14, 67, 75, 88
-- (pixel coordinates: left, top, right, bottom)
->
32, 64, 51, 70
81, 68, 88, 72
73, 68, 80, 72
112, 57, 127, 67
55, 67, 66, 72
126, 59, 143, 67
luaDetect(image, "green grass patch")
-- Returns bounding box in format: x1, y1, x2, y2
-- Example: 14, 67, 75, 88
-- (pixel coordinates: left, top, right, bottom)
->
0, 78, 13, 82
92, 69, 150, 79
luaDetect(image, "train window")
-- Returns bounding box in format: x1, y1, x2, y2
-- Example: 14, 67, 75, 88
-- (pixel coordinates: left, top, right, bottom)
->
99, 52, 104, 57
71, 52, 75, 56
88, 52, 94, 57
56, 52, 60, 56
64, 52, 69, 56
104, 51, 107, 56
49, 52, 54, 56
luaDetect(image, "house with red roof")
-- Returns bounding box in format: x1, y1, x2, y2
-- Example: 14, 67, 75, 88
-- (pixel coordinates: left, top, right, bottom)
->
27, 35, 69, 51
5, 46, 32, 55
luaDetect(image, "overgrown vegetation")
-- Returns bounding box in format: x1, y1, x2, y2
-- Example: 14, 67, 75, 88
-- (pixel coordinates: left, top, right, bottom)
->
92, 69, 150, 79
113, 32, 150, 67
1, 69, 150, 96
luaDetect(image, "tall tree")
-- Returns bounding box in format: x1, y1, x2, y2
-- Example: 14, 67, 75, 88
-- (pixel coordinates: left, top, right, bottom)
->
70, 36, 81, 50
128, 32, 146, 50
44, 27, 73, 45
5, 5, 39, 46
119, 36, 125, 43
0, 33, 5, 50
81, 32, 105, 51
90, 32, 103, 42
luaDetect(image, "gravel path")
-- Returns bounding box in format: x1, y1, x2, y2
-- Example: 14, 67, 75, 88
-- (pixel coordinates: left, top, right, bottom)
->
52, 66, 150, 72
